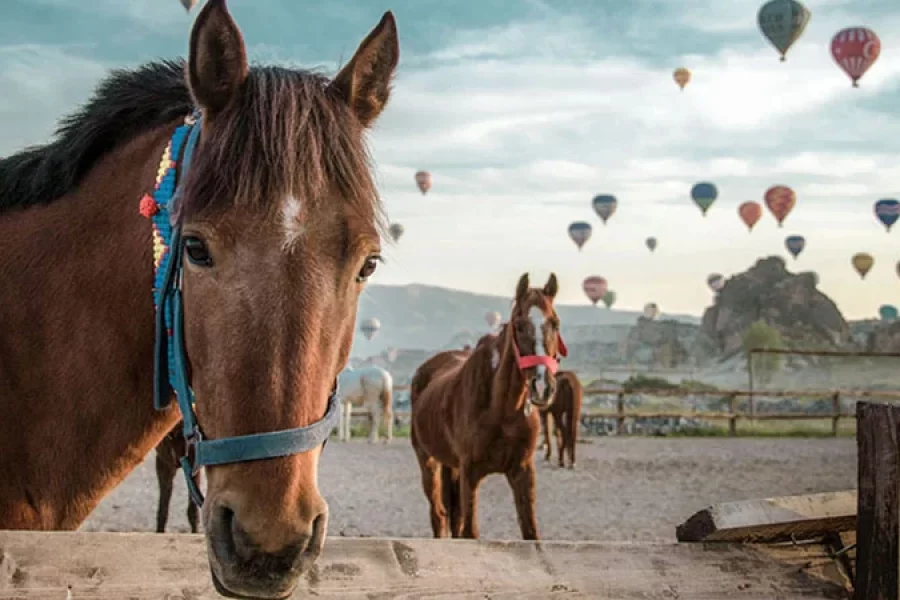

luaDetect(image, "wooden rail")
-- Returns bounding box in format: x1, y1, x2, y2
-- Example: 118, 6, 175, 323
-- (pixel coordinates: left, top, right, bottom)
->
368, 384, 900, 437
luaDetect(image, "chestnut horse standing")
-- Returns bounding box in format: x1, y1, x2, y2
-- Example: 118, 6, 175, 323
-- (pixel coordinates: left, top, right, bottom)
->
410, 273, 566, 540
0, 0, 399, 597
539, 370, 583, 469
154, 425, 201, 533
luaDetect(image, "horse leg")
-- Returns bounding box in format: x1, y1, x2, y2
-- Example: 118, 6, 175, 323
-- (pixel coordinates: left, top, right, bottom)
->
382, 383, 393, 444
441, 466, 462, 538
186, 470, 201, 533
341, 401, 351, 442
556, 412, 566, 469
541, 411, 552, 462
154, 445, 177, 533
566, 409, 577, 470
505, 461, 539, 540
415, 452, 448, 538
459, 462, 489, 539
369, 401, 380, 444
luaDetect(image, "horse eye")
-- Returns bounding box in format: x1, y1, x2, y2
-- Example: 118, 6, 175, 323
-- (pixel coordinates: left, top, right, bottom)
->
183, 236, 213, 267
356, 255, 379, 282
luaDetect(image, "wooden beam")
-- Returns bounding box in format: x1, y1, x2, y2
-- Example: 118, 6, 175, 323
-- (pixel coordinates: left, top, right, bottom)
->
0, 531, 847, 599
676, 490, 857, 543
855, 401, 900, 600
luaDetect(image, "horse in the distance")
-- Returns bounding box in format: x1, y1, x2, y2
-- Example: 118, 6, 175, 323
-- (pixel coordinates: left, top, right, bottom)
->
154, 425, 201, 534
337, 365, 394, 443
538, 370, 583, 469
409, 273, 566, 540
0, 0, 399, 597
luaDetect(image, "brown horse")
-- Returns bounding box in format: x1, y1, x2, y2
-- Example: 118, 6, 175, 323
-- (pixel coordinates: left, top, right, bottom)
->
538, 371, 583, 469
410, 273, 566, 540
155, 425, 201, 534
0, 0, 398, 596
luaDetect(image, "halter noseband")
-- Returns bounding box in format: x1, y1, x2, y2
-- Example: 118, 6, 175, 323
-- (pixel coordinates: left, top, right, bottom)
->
142, 112, 340, 507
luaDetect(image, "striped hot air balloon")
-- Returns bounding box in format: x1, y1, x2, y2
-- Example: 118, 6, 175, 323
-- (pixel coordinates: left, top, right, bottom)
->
874, 199, 900, 232
831, 27, 881, 88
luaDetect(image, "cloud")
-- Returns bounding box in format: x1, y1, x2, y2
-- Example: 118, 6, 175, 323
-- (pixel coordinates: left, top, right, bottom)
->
2, 0, 898, 320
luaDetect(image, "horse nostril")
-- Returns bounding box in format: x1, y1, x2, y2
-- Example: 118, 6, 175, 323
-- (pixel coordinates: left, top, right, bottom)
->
210, 506, 238, 565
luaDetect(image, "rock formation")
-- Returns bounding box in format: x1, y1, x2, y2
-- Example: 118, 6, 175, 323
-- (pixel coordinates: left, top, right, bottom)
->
701, 256, 849, 355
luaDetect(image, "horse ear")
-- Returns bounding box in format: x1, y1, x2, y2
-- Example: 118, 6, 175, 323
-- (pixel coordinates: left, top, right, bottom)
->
543, 273, 559, 301
329, 11, 399, 128
187, 0, 248, 117
515, 273, 530, 303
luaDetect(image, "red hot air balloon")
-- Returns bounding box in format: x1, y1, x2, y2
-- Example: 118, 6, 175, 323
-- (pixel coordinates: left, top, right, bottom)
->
764, 185, 796, 227
414, 171, 432, 195
831, 27, 881, 88
738, 201, 763, 231
582, 276, 608, 306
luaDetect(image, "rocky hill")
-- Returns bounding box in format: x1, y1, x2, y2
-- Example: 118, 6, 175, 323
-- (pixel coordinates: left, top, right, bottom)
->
701, 256, 850, 355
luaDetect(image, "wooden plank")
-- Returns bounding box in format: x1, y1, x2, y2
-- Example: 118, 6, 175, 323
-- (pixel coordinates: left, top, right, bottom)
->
676, 490, 857, 543
855, 401, 900, 600
0, 531, 848, 599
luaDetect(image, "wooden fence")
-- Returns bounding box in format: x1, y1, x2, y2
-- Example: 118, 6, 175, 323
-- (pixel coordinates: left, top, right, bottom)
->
358, 385, 900, 437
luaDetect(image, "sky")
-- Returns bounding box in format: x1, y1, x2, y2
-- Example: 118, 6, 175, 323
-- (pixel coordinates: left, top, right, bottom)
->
2, 0, 899, 320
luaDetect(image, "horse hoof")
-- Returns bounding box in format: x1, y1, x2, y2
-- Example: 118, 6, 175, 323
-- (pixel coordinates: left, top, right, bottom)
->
568, 463, 576, 470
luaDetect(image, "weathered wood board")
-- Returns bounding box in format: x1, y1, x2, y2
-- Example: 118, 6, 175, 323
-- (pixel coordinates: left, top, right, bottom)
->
676, 490, 857, 543
0, 531, 848, 599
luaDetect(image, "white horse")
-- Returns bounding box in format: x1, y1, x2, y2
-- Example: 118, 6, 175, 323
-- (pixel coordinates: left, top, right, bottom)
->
337, 365, 394, 443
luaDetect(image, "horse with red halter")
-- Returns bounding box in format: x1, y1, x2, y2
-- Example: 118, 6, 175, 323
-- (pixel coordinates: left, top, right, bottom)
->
409, 273, 567, 539
0, 0, 399, 597
539, 370, 583, 469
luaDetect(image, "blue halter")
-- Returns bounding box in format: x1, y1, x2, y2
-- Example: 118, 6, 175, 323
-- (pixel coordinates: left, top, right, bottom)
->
149, 112, 340, 507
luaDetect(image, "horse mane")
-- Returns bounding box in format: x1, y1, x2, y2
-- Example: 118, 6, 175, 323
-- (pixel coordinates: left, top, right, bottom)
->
0, 59, 385, 229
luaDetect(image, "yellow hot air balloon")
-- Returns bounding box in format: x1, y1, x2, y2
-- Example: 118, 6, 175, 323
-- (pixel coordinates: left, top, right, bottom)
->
852, 252, 874, 279
673, 67, 691, 91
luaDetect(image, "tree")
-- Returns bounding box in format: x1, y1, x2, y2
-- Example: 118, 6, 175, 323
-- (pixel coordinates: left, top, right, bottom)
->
743, 320, 784, 385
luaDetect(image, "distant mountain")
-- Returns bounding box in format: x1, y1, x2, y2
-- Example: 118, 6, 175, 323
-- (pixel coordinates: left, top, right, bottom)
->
350, 283, 701, 357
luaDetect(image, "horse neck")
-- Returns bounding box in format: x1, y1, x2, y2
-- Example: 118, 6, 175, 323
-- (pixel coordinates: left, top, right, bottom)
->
0, 123, 182, 528
490, 323, 528, 417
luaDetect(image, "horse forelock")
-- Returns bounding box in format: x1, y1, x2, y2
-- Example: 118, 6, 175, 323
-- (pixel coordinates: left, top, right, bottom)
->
178, 66, 385, 233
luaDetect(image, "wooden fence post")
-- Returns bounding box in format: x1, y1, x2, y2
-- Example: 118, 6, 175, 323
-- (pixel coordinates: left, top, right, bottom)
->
831, 391, 840, 437
616, 392, 625, 436
855, 401, 900, 600
728, 394, 737, 437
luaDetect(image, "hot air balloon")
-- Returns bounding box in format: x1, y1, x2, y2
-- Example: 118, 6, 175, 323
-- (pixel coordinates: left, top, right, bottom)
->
646, 237, 658, 252
181, 0, 198, 11
388, 222, 404, 243
484, 310, 502, 329
643, 303, 660, 320
896, 260, 900, 280
785, 235, 805, 259
591, 195, 618, 224
738, 201, 763, 231
852, 252, 874, 279
583, 276, 608, 306
879, 305, 898, 321
874, 199, 900, 232
359, 317, 381, 340
690, 182, 718, 216
757, 0, 811, 62
673, 67, 691, 91
831, 27, 881, 88
707, 273, 725, 292
414, 171, 432, 195
568, 221, 593, 251
764, 185, 796, 227
602, 290, 617, 309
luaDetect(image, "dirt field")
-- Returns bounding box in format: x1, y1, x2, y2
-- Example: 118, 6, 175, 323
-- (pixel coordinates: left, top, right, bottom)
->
81, 437, 856, 541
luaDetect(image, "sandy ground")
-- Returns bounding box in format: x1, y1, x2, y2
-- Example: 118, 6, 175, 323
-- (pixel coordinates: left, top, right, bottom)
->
81, 437, 856, 541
